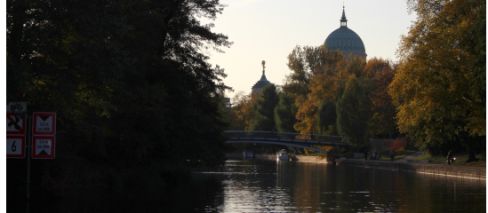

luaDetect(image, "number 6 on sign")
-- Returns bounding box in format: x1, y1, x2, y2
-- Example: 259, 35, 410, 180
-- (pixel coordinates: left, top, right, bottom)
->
7, 136, 25, 158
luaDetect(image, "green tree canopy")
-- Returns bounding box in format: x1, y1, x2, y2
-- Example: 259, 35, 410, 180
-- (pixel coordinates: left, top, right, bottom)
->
249, 84, 279, 131
7, 0, 231, 204
336, 76, 372, 147
317, 101, 337, 135
274, 92, 296, 133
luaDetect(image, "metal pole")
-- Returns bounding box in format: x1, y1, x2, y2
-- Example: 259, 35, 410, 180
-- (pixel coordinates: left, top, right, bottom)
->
26, 113, 31, 213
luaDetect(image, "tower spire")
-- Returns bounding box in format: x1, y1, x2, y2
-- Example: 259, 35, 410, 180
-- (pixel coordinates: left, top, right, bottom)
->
340, 5, 348, 27
261, 60, 266, 76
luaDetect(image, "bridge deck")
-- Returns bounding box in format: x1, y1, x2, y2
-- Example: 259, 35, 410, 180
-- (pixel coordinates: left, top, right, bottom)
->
224, 130, 348, 148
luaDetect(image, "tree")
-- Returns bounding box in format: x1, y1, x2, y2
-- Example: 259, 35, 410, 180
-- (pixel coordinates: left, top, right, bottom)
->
274, 92, 296, 133
288, 46, 345, 134
317, 101, 337, 135
363, 58, 397, 138
282, 46, 310, 108
389, 0, 485, 159
229, 92, 254, 130
7, 0, 231, 206
249, 84, 279, 131
336, 76, 372, 147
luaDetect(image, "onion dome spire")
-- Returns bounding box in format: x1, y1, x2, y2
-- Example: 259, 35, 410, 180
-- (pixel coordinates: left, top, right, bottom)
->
252, 60, 271, 94
340, 6, 348, 27
260, 60, 267, 81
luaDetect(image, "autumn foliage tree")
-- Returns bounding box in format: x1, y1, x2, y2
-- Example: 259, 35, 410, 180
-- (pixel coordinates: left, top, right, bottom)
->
280, 45, 399, 150
285, 46, 344, 135
389, 0, 485, 159
364, 58, 397, 138
229, 92, 255, 130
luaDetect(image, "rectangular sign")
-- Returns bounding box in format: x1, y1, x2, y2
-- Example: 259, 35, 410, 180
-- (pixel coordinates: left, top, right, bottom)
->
7, 112, 25, 135
32, 136, 56, 159
7, 135, 25, 158
32, 112, 56, 135
7, 102, 27, 114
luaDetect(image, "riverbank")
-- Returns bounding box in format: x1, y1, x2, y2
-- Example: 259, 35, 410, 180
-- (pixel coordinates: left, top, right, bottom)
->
226, 153, 327, 164
225, 152, 485, 181
342, 159, 486, 181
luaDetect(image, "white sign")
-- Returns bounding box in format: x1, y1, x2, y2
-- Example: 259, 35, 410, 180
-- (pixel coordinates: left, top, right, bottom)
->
7, 113, 25, 135
7, 136, 25, 158
33, 112, 56, 135
7, 102, 27, 113
32, 136, 56, 159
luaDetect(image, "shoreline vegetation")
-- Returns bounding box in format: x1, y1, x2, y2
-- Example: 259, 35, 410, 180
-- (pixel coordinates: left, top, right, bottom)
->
7, 1, 229, 212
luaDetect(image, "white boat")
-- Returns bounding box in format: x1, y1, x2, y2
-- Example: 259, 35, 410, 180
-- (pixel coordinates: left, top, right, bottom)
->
276, 149, 289, 162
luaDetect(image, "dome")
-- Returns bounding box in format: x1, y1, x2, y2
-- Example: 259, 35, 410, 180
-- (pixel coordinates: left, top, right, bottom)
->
252, 60, 272, 94
252, 74, 271, 92
324, 7, 366, 59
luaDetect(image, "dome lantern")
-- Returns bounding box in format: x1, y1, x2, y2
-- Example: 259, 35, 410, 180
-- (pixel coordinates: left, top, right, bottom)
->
340, 6, 347, 27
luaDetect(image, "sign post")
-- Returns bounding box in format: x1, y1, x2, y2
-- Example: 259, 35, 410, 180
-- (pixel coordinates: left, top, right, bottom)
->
7, 102, 29, 212
7, 107, 57, 213
26, 114, 31, 213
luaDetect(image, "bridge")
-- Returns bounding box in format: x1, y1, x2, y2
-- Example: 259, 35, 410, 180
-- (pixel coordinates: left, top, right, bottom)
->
224, 130, 349, 154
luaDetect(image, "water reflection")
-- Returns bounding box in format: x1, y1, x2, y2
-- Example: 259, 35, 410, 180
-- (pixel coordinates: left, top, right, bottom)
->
197, 160, 485, 212
217, 160, 294, 212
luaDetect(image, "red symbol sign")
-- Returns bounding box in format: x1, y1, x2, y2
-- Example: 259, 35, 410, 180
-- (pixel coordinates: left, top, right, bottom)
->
32, 136, 56, 159
7, 112, 25, 135
32, 112, 56, 135
7, 135, 25, 158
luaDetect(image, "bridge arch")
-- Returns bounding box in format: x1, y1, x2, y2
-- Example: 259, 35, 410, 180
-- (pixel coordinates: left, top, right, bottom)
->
224, 130, 348, 154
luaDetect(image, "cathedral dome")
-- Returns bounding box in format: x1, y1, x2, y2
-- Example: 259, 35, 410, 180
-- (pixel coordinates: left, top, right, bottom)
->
324, 7, 366, 59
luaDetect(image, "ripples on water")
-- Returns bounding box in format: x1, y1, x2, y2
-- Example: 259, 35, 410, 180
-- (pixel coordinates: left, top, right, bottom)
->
193, 159, 485, 213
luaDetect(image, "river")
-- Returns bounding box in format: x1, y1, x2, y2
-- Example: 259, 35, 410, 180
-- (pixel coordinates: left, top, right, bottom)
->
188, 159, 485, 212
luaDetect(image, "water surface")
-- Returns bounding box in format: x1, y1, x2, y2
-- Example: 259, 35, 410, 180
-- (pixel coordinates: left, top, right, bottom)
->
193, 159, 485, 212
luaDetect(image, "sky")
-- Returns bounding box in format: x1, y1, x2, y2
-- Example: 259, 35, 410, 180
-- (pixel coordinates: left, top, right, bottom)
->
206, 0, 417, 101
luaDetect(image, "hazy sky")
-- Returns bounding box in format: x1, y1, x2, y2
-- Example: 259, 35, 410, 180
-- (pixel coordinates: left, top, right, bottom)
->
207, 0, 417, 100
